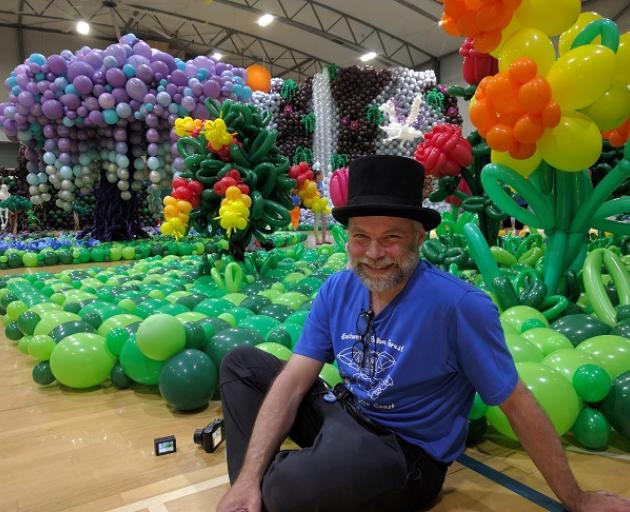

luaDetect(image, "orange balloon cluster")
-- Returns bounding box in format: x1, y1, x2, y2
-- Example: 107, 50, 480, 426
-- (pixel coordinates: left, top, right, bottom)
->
603, 117, 630, 147
470, 57, 561, 159
439, 0, 522, 53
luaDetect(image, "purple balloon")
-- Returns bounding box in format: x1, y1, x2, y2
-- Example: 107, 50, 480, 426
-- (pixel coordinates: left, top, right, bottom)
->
192, 103, 209, 120
133, 41, 152, 58
42, 99, 63, 120
105, 44, 127, 66
93, 84, 105, 96
114, 127, 127, 141
73, 75, 93, 95
151, 50, 177, 71
67, 61, 95, 82
47, 55, 67, 75
87, 110, 103, 125
151, 60, 169, 77
84, 97, 99, 111
36, 81, 50, 94
17, 91, 34, 107
136, 64, 154, 83
125, 77, 147, 102
145, 128, 159, 143
77, 105, 88, 117
93, 70, 105, 85
165, 83, 177, 96
105, 67, 126, 88
215, 63, 226, 75
112, 87, 129, 103
181, 96, 195, 112
170, 70, 187, 86
60, 94, 80, 110
145, 113, 159, 128
58, 138, 71, 152
83, 50, 103, 70
43, 124, 56, 138
98, 93, 115, 109
143, 93, 156, 105
203, 80, 221, 99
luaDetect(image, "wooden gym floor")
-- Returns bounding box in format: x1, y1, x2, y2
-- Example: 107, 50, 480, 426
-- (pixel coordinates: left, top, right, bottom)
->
1, 254, 630, 511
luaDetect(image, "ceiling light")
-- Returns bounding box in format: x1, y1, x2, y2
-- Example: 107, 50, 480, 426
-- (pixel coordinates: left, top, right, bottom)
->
257, 14, 274, 27
212, 52, 223, 60
76, 20, 91, 35
359, 51, 377, 62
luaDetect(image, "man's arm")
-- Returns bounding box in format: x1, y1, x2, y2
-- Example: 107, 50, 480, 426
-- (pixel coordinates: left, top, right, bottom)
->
217, 354, 324, 512
501, 380, 630, 512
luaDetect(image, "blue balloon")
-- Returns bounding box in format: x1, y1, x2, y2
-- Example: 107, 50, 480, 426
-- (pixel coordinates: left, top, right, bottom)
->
123, 64, 136, 77
103, 109, 119, 125
115, 102, 132, 118
29, 53, 46, 66
64, 84, 78, 95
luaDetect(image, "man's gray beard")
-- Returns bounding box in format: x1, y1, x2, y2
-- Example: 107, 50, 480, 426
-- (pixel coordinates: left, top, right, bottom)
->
350, 249, 419, 293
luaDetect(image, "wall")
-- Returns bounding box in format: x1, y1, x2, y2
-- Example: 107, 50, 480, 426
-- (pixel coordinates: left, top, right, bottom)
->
439, 50, 474, 136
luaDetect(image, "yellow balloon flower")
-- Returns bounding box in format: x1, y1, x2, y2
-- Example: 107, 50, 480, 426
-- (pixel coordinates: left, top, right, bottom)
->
203, 118, 236, 151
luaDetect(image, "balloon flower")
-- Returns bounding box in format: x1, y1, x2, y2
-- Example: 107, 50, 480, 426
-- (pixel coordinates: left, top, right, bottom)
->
603, 117, 630, 148
329, 167, 349, 208
216, 185, 251, 237
160, 195, 191, 238
415, 124, 473, 177
203, 118, 236, 152
174, 117, 205, 138
460, 37, 499, 85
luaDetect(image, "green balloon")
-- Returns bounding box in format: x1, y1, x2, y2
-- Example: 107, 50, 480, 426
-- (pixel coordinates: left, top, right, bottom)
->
184, 322, 206, 349
468, 393, 488, 420
572, 407, 611, 451
205, 328, 258, 368
111, 363, 131, 389
176, 293, 207, 310
319, 363, 342, 387
611, 318, 630, 338
6, 320, 24, 341
121, 246, 136, 260
32, 361, 55, 385
136, 314, 186, 361
255, 342, 293, 361
577, 335, 630, 380
273, 292, 309, 310
521, 328, 574, 357
505, 333, 544, 362
110, 247, 122, 261
119, 336, 165, 385
30, 303, 62, 316
176, 311, 208, 324
157, 303, 188, 316
600, 370, 630, 440
486, 362, 580, 439
49, 320, 96, 343
28, 334, 56, 361
135, 299, 168, 319
550, 314, 611, 347
194, 298, 233, 316
240, 315, 282, 338
198, 316, 230, 337
260, 304, 293, 322
266, 327, 292, 348
34, 311, 82, 336
159, 349, 218, 411
106, 327, 130, 357
6, 300, 28, 321
284, 323, 304, 349
284, 310, 310, 327
223, 293, 248, 306
466, 417, 487, 446
97, 314, 142, 337
218, 312, 236, 326
542, 348, 600, 383
500, 306, 548, 332
49, 333, 116, 389
572, 364, 611, 403
18, 335, 31, 353
230, 307, 255, 324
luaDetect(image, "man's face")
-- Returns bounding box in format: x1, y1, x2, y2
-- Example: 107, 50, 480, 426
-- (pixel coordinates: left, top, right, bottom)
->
347, 216, 424, 293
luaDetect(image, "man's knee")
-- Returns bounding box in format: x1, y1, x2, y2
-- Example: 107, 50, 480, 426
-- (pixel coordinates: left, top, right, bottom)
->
261, 456, 314, 512
219, 345, 261, 384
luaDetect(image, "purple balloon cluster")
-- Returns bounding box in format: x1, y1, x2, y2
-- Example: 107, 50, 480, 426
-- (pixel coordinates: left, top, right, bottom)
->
0, 34, 250, 208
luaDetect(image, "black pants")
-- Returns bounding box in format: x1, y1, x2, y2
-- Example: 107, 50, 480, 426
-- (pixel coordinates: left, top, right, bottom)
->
219, 346, 448, 512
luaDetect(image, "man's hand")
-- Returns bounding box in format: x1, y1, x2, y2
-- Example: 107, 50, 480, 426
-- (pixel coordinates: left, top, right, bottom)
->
571, 490, 630, 512
216, 480, 262, 512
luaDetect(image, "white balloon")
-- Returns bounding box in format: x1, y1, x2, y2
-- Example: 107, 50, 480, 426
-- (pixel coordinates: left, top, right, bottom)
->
117, 179, 129, 191
106, 172, 118, 183
149, 170, 161, 183
117, 168, 129, 180
120, 191, 132, 200
42, 193, 51, 201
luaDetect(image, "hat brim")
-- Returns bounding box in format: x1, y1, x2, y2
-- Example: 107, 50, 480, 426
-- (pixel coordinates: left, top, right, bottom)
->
332, 204, 441, 231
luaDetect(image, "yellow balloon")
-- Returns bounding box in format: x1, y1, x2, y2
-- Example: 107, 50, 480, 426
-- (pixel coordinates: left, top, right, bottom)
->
498, 28, 556, 75
539, 112, 602, 172
177, 200, 192, 213
581, 83, 630, 131
163, 195, 177, 207
546, 45, 617, 111
169, 217, 184, 230
558, 11, 602, 55
491, 17, 522, 58
491, 148, 543, 177
160, 222, 174, 235
615, 32, 630, 84
515, 0, 580, 36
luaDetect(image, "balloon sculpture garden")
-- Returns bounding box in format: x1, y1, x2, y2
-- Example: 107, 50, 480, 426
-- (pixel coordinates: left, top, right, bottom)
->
1, 0, 630, 456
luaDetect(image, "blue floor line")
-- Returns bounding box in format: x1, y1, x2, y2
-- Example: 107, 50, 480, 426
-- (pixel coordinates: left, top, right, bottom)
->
456, 453, 566, 511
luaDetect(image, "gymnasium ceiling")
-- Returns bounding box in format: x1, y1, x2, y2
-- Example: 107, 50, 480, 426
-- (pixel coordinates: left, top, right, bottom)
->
0, 0, 629, 80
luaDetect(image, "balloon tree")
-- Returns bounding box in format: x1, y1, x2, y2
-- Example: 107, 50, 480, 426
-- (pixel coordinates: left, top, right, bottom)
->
0, 34, 251, 240
437, 1, 630, 296
162, 97, 295, 258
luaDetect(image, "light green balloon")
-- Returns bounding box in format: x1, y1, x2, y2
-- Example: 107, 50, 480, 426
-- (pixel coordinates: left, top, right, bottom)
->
34, 311, 82, 336
218, 312, 236, 327
258, 289, 282, 301
136, 314, 185, 361
486, 362, 580, 440
28, 334, 56, 361
521, 327, 574, 357
505, 333, 544, 362
319, 363, 342, 388
6, 300, 28, 321
577, 335, 630, 380
165, 291, 191, 304
18, 335, 32, 354
176, 311, 208, 324
223, 293, 248, 306
542, 348, 601, 382
500, 306, 549, 332
97, 314, 142, 337
30, 303, 63, 316
273, 292, 309, 310
255, 342, 293, 361
49, 333, 116, 389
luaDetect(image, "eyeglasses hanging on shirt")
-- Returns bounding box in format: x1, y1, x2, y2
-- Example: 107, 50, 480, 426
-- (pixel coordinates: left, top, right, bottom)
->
352, 310, 377, 378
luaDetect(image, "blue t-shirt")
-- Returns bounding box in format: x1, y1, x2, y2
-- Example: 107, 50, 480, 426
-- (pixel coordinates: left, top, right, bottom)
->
293, 260, 518, 462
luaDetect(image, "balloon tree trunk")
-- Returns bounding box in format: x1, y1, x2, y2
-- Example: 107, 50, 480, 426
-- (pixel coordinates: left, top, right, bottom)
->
79, 171, 147, 241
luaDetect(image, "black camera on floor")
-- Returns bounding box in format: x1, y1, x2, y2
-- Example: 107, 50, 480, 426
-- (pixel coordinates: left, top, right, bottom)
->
193, 418, 225, 453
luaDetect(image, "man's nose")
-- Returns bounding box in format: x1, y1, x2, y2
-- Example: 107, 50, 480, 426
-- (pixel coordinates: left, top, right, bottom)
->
365, 239, 385, 260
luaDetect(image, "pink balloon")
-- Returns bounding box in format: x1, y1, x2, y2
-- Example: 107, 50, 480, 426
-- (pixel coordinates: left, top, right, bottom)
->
329, 167, 349, 208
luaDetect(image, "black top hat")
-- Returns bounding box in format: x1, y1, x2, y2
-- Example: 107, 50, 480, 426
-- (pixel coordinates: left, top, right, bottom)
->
331, 155, 441, 230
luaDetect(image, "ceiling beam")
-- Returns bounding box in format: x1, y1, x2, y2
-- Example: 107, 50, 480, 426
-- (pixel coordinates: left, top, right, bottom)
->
391, 0, 440, 23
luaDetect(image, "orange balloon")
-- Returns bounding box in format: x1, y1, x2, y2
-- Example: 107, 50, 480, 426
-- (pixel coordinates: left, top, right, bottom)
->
510, 142, 537, 160
508, 58, 538, 84
518, 77, 552, 113
486, 124, 515, 151
246, 64, 272, 93
440, 16, 460, 36
541, 101, 561, 128
514, 114, 544, 144
475, 30, 502, 53
470, 99, 498, 131
444, 0, 467, 18
163, 204, 178, 218
476, 3, 505, 31
465, 0, 483, 9
457, 15, 481, 37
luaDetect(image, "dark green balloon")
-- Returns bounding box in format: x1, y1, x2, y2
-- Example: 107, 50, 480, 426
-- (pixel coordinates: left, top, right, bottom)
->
611, 318, 630, 338
259, 304, 293, 322
158, 303, 189, 316
198, 316, 230, 337
63, 302, 82, 314
111, 363, 131, 389
159, 349, 218, 411
50, 320, 96, 343
5, 321, 23, 341
266, 327, 292, 348
572, 364, 611, 403
466, 417, 487, 446
194, 298, 233, 316
239, 295, 271, 314
600, 370, 630, 441
572, 407, 610, 450
299, 299, 315, 311
17, 310, 41, 335
185, 322, 206, 349
205, 328, 258, 368
550, 314, 611, 347
177, 293, 208, 310
32, 361, 55, 385
135, 299, 169, 319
